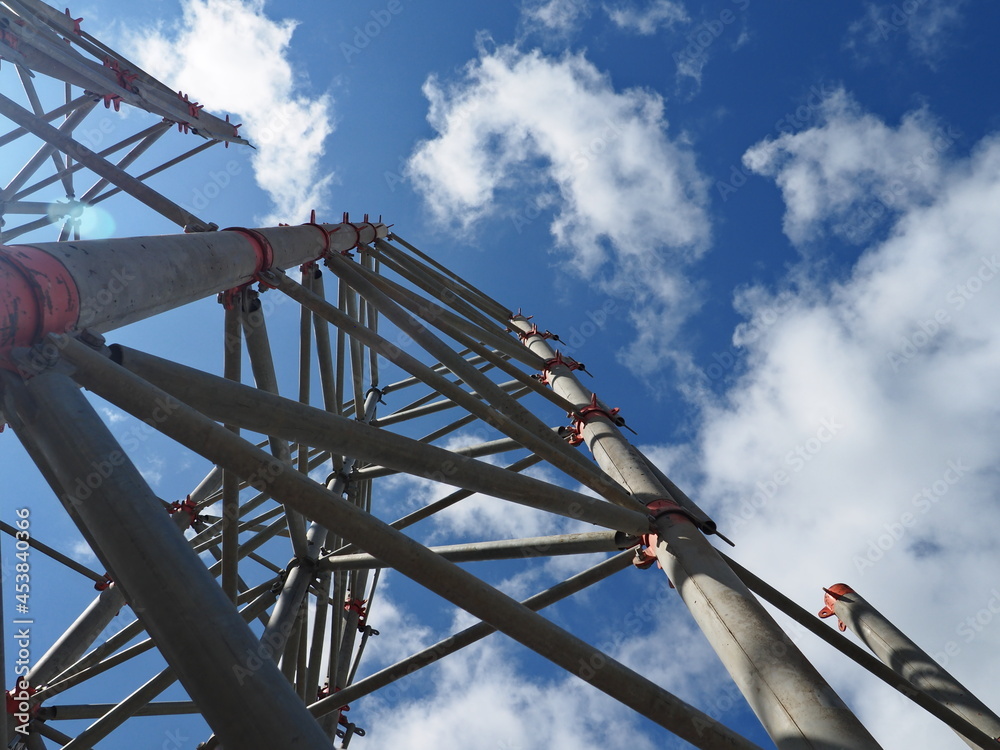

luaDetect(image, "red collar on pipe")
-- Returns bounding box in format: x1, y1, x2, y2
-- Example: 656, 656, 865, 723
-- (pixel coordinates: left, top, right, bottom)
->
0, 245, 80, 370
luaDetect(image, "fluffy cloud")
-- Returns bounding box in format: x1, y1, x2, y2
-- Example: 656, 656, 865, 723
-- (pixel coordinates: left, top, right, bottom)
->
358, 588, 734, 750
521, 0, 591, 34
846, 0, 967, 68
743, 88, 959, 246
605, 0, 688, 35
407, 44, 711, 375
687, 91, 1000, 746
126, 0, 334, 224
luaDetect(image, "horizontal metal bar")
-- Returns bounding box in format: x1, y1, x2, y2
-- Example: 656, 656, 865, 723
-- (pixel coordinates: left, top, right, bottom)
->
110, 344, 647, 535
320, 531, 631, 571
310, 550, 637, 718
353, 435, 528, 480
375, 379, 524, 427
39, 701, 199, 721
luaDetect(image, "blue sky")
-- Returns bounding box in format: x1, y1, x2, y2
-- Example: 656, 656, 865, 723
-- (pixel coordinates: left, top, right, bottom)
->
4, 0, 1000, 748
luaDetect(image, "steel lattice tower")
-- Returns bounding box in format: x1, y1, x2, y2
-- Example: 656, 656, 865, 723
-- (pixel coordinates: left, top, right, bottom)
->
2, 2, 1000, 749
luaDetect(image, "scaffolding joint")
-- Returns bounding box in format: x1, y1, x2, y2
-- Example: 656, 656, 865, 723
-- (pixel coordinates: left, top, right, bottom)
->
646, 498, 734, 548
818, 583, 854, 632
536, 350, 588, 386
633, 531, 661, 569
516, 322, 561, 344
565, 393, 628, 445
345, 597, 369, 632
224, 114, 242, 147
64, 8, 85, 34
505, 308, 533, 332
167, 495, 200, 524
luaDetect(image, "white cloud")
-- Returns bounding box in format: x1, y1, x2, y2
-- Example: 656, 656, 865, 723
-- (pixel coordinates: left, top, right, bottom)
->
521, 0, 590, 34
665, 3, 748, 94
356, 579, 437, 672
140, 455, 165, 487
69, 539, 97, 563
100, 406, 127, 424
126, 0, 334, 224
846, 0, 967, 68
688, 92, 1000, 746
407, 44, 711, 375
376, 436, 573, 546
605, 0, 688, 36
743, 88, 959, 246
359, 589, 726, 750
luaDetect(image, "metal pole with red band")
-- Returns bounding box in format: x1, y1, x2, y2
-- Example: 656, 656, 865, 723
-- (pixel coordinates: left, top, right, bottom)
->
0, 221, 388, 368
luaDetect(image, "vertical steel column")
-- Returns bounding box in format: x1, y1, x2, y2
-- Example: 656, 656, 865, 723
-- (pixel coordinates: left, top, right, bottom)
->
274, 267, 636, 511
310, 270, 340, 417
821, 584, 1000, 746
1, 369, 332, 749
261, 388, 382, 674
241, 289, 309, 558
510, 316, 881, 749
222, 296, 242, 603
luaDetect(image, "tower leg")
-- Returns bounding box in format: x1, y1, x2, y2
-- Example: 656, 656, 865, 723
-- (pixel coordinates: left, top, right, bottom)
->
821, 584, 1000, 747
511, 316, 882, 750
1, 368, 333, 750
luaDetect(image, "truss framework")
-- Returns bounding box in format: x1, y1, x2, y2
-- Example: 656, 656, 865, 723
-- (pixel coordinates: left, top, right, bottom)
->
1, 2, 999, 750
0, 0, 249, 241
